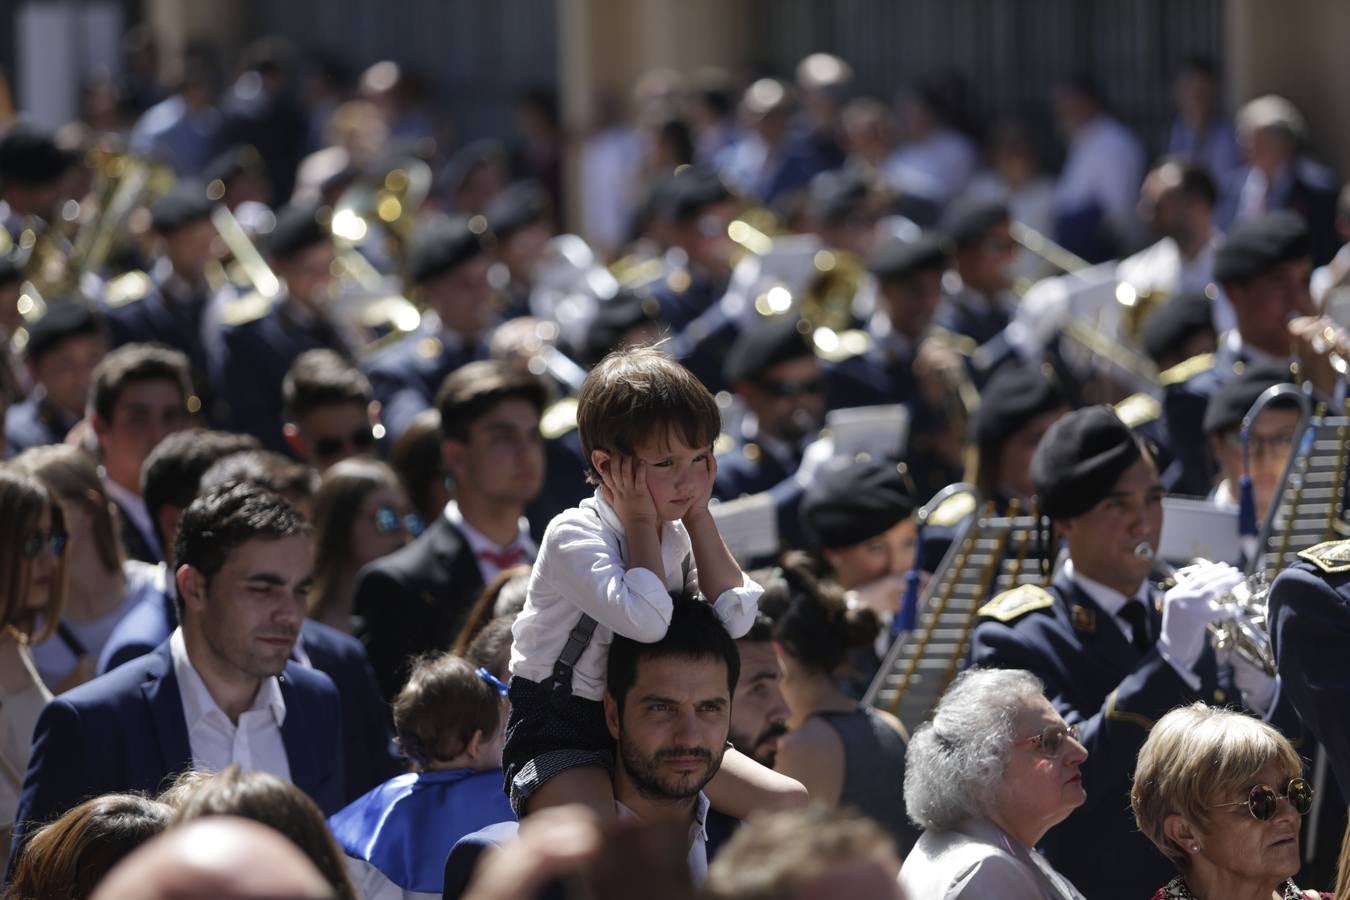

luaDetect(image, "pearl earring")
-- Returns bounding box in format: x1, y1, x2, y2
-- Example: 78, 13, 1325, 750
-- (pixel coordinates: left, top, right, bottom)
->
1191, 844, 1200, 853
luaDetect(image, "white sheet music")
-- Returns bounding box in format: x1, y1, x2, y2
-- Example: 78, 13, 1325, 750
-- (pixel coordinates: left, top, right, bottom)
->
710, 493, 778, 563
826, 404, 910, 460
1159, 496, 1241, 565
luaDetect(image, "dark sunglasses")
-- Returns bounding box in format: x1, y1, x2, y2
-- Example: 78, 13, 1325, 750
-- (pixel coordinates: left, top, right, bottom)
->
1214, 778, 1313, 821
22, 528, 68, 560
1013, 723, 1081, 757
758, 377, 823, 399
314, 426, 377, 459
477, 667, 510, 697
373, 506, 424, 538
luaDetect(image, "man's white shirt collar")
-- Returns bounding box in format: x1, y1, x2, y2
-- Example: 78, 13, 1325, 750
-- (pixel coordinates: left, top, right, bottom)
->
170, 627, 286, 732
1063, 558, 1148, 641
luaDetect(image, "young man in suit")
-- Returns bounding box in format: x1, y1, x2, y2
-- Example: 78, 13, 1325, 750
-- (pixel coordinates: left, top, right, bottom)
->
10, 482, 345, 873
354, 359, 547, 700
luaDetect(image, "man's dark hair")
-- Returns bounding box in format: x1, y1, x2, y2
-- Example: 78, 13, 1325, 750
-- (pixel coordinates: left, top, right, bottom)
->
1156, 157, 1218, 209
607, 595, 741, 714
282, 349, 373, 423
174, 482, 311, 583
88, 343, 193, 423
434, 360, 548, 443
199, 450, 320, 508
741, 613, 775, 644
141, 431, 262, 548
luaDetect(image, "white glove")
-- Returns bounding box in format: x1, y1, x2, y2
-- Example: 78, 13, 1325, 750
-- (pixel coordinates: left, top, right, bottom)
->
1158, 563, 1245, 673
1229, 651, 1278, 715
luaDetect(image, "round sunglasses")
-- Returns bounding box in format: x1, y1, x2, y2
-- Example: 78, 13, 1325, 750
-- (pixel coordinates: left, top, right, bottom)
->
1013, 723, 1081, 757
1213, 778, 1313, 821
22, 528, 68, 560
373, 505, 424, 538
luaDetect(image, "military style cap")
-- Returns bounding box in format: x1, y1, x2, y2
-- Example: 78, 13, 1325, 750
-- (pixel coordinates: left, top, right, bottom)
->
807, 169, 870, 226
405, 215, 487, 286
723, 314, 814, 386
943, 195, 1010, 249
486, 180, 549, 240
1213, 211, 1311, 285
1141, 291, 1215, 365
653, 166, 732, 223
150, 180, 214, 233
865, 232, 948, 282
800, 457, 915, 549
1031, 405, 1142, 520
973, 362, 1068, 448
1202, 360, 1299, 435
25, 299, 102, 361
265, 203, 329, 261
0, 125, 74, 186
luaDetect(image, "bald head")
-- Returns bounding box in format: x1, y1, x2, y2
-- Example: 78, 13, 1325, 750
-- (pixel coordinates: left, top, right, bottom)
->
91, 816, 334, 900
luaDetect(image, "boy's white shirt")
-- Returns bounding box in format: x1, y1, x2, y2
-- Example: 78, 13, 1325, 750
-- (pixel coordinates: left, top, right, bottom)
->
509, 489, 762, 701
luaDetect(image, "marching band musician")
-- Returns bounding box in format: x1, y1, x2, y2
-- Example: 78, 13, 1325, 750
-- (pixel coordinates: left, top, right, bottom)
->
363, 214, 494, 441
969, 405, 1278, 900
1161, 210, 1314, 495
0, 125, 76, 246
1200, 361, 1302, 523
484, 179, 553, 321
936, 196, 1017, 351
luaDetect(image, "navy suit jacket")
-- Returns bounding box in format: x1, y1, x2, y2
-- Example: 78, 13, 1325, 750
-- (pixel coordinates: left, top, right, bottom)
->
9, 642, 344, 873
969, 570, 1221, 900
96, 589, 399, 803
363, 330, 479, 442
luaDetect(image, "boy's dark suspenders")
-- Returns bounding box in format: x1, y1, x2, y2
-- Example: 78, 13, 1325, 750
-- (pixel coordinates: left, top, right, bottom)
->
548, 552, 694, 710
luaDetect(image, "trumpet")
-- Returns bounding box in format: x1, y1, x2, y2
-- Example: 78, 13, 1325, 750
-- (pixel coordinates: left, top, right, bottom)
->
1147, 547, 1276, 677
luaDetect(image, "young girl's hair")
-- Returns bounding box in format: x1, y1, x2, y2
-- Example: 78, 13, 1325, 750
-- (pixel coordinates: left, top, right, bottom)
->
394, 653, 503, 770
576, 347, 721, 485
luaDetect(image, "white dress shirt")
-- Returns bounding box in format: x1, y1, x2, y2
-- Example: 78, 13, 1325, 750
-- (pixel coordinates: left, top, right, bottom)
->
170, 628, 291, 783
510, 490, 761, 700
617, 792, 712, 887
443, 501, 537, 583
1054, 115, 1146, 246
103, 478, 164, 561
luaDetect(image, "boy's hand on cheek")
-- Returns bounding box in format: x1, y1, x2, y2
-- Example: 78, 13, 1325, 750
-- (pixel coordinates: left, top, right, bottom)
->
598, 452, 659, 526
681, 453, 717, 525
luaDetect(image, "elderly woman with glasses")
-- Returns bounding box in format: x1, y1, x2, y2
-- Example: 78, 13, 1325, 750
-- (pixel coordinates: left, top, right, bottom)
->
899, 667, 1088, 899
0, 467, 69, 858
1132, 703, 1328, 900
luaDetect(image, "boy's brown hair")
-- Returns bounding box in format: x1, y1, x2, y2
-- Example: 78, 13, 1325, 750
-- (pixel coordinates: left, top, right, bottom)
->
577, 347, 721, 485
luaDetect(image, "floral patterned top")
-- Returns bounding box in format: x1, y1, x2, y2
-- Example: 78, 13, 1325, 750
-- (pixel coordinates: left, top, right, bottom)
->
1150, 875, 1330, 900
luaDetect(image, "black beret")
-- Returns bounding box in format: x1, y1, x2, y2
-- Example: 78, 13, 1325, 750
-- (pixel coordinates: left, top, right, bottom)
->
866, 233, 948, 281
202, 145, 266, 188
807, 169, 870, 226
973, 363, 1068, 447
405, 215, 487, 286
265, 203, 329, 260
1202, 361, 1300, 435
1141, 291, 1215, 364
24, 299, 102, 361
486, 180, 549, 240
583, 290, 660, 365
0, 125, 74, 186
1214, 211, 1311, 285
943, 195, 1010, 248
1031, 405, 1142, 520
800, 458, 915, 549
150, 180, 213, 233
0, 254, 19, 287
654, 166, 733, 223
723, 315, 814, 385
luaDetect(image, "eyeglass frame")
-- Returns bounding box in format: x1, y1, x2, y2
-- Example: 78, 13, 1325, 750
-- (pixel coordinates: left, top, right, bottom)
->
22, 528, 68, 561
373, 505, 424, 538
1012, 723, 1081, 757
1211, 777, 1313, 821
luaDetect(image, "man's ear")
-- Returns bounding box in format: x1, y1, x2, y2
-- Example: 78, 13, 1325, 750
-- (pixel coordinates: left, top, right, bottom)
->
603, 689, 621, 741
367, 400, 382, 428
90, 412, 110, 444
176, 564, 207, 616
282, 423, 306, 458
442, 438, 466, 482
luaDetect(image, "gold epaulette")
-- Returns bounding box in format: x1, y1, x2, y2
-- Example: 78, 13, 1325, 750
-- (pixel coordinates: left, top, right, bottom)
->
812, 328, 872, 363
1159, 352, 1215, 387
540, 397, 579, 441
927, 492, 976, 528
1297, 539, 1350, 574
218, 292, 273, 327
1114, 392, 1162, 429
103, 271, 152, 308
977, 584, 1056, 622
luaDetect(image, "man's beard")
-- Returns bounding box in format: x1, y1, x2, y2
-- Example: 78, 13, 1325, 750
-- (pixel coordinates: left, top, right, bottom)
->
727, 721, 789, 768
619, 738, 725, 803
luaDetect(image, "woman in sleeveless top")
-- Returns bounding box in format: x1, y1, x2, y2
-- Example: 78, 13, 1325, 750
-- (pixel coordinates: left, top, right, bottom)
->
765, 556, 919, 854
0, 468, 70, 859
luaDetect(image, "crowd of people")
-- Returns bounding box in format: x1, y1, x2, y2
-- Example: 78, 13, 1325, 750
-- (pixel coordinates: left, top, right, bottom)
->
5, 24, 1350, 900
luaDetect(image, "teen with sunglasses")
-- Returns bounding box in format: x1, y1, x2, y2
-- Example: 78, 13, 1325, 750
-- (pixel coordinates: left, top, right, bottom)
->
901, 668, 1088, 899
1133, 704, 1327, 900
0, 468, 69, 859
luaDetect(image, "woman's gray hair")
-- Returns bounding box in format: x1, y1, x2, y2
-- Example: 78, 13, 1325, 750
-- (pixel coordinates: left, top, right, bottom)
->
904, 667, 1046, 832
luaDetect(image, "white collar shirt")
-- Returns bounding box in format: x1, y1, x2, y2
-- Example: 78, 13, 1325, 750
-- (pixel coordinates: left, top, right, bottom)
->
1062, 558, 1148, 643
443, 500, 537, 583
616, 791, 711, 887
169, 628, 292, 783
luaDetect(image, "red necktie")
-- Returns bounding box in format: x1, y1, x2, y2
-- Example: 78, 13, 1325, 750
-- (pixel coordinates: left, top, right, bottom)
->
478, 545, 526, 570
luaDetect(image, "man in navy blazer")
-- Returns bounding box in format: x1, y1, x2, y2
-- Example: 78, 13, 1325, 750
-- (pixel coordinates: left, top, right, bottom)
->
10, 483, 345, 873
